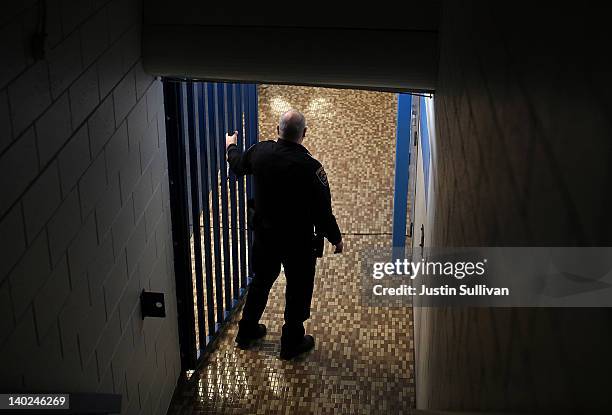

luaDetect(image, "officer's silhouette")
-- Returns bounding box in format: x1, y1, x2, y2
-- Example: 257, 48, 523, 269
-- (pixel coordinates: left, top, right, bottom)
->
226, 109, 343, 359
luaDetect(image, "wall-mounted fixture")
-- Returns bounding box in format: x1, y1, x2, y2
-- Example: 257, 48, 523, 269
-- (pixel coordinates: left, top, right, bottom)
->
420, 224, 425, 248
140, 290, 166, 319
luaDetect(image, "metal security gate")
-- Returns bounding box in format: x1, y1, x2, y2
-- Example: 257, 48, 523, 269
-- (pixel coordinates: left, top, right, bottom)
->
164, 80, 259, 370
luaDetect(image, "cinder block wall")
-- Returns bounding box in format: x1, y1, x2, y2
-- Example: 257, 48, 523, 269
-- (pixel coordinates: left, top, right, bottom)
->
414, 1, 612, 412
0, 1, 181, 414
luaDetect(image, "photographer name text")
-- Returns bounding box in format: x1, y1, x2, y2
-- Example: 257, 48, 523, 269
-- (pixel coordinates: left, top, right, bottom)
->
372, 284, 510, 296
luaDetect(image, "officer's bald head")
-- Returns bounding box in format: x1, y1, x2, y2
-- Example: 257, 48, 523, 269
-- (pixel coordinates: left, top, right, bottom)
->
278, 109, 307, 142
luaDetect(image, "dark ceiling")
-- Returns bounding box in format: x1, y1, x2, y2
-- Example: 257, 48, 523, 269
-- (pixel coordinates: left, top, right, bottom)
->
143, 1, 440, 92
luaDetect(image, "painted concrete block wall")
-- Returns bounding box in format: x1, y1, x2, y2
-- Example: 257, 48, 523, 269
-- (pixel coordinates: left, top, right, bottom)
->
0, 1, 181, 414
414, 0, 612, 412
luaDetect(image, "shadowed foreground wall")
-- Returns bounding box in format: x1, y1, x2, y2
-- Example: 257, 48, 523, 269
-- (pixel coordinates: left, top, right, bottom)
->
0, 1, 181, 414
414, 1, 612, 412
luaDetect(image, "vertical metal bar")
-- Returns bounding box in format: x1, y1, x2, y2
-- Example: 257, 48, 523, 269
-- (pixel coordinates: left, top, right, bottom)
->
185, 82, 206, 355
227, 84, 241, 303
216, 83, 233, 318
208, 83, 224, 327
236, 84, 248, 292
244, 85, 252, 277
163, 81, 197, 370
243, 85, 252, 279
226, 83, 235, 130
180, 83, 198, 352
392, 93, 412, 259
197, 83, 215, 341
246, 84, 259, 279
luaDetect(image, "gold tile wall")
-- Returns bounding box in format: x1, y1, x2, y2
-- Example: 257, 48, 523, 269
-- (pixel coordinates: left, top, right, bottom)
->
257, 85, 398, 235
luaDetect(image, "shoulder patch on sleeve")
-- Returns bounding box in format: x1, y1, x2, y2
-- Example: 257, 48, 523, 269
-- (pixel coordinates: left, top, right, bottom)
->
316, 166, 329, 187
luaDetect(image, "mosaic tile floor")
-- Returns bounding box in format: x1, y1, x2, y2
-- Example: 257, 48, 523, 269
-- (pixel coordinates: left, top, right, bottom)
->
168, 85, 414, 414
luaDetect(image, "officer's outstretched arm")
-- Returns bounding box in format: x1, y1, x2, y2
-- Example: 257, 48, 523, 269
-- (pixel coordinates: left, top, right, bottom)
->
312, 164, 342, 249
226, 143, 255, 176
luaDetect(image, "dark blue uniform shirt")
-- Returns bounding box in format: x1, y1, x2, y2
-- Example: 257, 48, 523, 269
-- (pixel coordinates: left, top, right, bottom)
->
227, 138, 342, 245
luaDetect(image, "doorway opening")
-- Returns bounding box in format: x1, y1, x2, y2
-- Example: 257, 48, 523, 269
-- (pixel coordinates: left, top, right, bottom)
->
164, 82, 435, 413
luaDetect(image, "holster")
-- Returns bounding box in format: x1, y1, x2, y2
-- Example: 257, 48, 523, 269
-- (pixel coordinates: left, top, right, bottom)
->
313, 233, 324, 258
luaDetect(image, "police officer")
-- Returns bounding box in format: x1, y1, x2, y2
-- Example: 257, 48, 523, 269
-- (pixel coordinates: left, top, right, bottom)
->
225, 109, 343, 360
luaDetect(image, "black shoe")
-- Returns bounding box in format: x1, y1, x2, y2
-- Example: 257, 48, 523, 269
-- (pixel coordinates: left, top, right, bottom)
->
235, 323, 267, 349
280, 335, 315, 360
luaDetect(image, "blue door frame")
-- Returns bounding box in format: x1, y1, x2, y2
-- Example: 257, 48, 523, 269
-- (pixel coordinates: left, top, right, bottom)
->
392, 93, 413, 257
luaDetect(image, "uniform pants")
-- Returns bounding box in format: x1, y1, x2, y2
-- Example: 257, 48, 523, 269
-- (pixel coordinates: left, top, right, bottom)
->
239, 231, 316, 345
